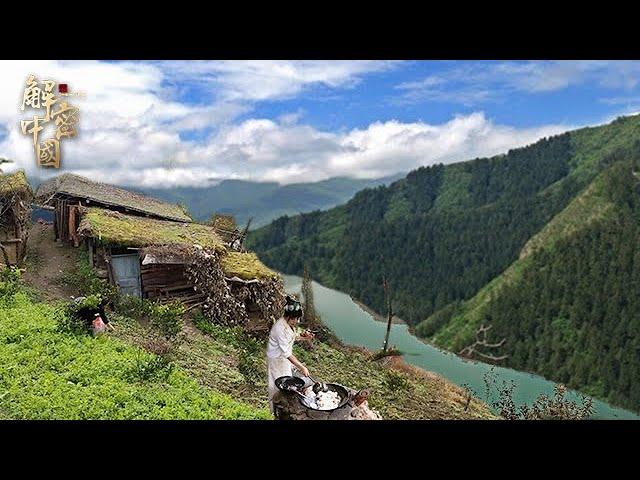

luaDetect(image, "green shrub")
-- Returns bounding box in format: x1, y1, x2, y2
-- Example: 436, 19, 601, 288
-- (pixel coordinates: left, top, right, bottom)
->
57, 294, 105, 334
237, 335, 264, 383
0, 266, 22, 305
192, 311, 265, 383
383, 370, 411, 391
115, 296, 184, 340
62, 251, 117, 302
127, 350, 174, 383
148, 301, 184, 340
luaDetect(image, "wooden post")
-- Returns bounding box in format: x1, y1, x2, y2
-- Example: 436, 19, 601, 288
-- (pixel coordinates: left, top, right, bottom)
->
382, 274, 393, 354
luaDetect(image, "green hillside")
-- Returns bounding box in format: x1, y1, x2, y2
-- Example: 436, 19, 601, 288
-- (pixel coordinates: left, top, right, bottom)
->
248, 114, 640, 412
420, 160, 640, 411
249, 114, 640, 325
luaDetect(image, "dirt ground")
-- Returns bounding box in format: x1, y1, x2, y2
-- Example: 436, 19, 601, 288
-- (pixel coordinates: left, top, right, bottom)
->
22, 222, 80, 302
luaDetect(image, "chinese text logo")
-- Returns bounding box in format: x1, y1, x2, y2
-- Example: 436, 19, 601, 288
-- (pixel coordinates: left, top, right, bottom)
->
19, 74, 81, 169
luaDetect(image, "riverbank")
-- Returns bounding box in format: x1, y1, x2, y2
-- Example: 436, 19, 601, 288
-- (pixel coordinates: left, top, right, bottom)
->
350, 296, 406, 325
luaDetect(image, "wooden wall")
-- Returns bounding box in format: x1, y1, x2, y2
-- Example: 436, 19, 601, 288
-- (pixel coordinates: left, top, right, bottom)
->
1, 207, 28, 266
53, 200, 81, 246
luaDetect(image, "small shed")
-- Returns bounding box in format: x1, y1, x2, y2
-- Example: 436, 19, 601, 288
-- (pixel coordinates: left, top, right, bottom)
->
35, 173, 192, 246
0, 170, 33, 266
77, 207, 284, 329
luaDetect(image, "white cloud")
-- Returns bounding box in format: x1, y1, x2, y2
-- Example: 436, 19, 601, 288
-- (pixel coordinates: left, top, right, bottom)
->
395, 61, 640, 106
157, 60, 396, 102
0, 60, 570, 188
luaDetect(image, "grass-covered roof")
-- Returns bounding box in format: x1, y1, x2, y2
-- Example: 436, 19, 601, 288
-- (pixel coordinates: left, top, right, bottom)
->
221, 251, 279, 281
36, 173, 191, 222
78, 208, 225, 251
0, 170, 33, 199
79, 208, 279, 281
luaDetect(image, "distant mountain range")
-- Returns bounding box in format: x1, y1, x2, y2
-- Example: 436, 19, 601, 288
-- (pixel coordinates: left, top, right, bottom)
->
247, 114, 640, 413
142, 174, 404, 228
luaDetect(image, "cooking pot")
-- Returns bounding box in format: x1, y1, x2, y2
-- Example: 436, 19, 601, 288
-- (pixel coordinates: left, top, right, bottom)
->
297, 383, 350, 412
275, 376, 351, 412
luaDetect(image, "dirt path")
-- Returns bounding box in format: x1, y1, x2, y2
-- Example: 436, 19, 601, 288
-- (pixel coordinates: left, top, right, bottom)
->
22, 223, 80, 302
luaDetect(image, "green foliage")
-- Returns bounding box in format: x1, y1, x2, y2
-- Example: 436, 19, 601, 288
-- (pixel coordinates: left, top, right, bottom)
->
237, 335, 264, 384
115, 295, 184, 340
63, 250, 118, 301
0, 290, 270, 419
480, 368, 594, 420
127, 350, 174, 383
192, 312, 265, 383
0, 266, 22, 305
57, 294, 105, 334
148, 302, 184, 340
383, 370, 411, 391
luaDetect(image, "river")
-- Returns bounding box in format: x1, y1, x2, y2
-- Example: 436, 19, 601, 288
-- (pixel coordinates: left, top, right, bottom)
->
283, 275, 639, 420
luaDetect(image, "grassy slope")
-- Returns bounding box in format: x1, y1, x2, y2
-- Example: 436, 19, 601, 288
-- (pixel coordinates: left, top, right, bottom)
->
114, 315, 494, 420
1, 272, 494, 420
0, 292, 271, 420
420, 163, 619, 352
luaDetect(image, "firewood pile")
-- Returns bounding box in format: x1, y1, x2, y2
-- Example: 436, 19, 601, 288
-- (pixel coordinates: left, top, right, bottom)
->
184, 246, 285, 327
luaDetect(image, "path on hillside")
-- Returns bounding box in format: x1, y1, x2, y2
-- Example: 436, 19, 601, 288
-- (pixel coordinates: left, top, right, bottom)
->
23, 223, 79, 302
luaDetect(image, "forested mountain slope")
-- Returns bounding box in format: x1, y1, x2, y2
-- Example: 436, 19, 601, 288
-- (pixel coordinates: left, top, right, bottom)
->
248, 115, 640, 326
418, 160, 640, 411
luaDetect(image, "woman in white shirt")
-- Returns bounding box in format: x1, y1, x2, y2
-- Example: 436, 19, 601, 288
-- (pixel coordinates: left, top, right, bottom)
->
267, 297, 314, 413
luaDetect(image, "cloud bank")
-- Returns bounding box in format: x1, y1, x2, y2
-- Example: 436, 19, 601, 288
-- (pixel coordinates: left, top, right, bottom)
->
1, 60, 570, 188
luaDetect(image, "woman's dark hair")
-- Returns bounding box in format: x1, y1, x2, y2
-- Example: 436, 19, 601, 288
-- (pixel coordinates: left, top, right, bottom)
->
283, 296, 303, 318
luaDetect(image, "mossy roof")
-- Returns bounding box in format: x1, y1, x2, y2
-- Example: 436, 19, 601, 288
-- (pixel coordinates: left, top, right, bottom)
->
221, 251, 279, 281
79, 208, 278, 281
35, 173, 191, 222
78, 208, 225, 251
0, 170, 33, 199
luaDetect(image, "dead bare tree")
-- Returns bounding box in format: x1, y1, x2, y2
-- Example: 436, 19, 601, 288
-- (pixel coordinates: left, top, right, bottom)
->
239, 217, 253, 249
458, 324, 508, 363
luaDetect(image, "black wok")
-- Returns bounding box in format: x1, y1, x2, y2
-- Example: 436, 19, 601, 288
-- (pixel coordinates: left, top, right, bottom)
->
275, 376, 350, 412
297, 383, 350, 412
275, 376, 306, 392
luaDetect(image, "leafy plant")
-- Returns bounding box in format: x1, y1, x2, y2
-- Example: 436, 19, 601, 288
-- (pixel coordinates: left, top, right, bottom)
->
0, 266, 22, 305
62, 251, 117, 302
383, 370, 410, 391
57, 294, 104, 334
0, 287, 270, 419
148, 301, 184, 340
127, 350, 174, 383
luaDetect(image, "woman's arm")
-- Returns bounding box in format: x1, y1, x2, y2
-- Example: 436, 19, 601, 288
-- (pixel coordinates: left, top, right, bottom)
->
287, 354, 309, 377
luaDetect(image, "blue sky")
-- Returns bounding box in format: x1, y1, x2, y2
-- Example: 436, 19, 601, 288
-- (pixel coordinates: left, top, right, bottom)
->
2, 60, 640, 187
